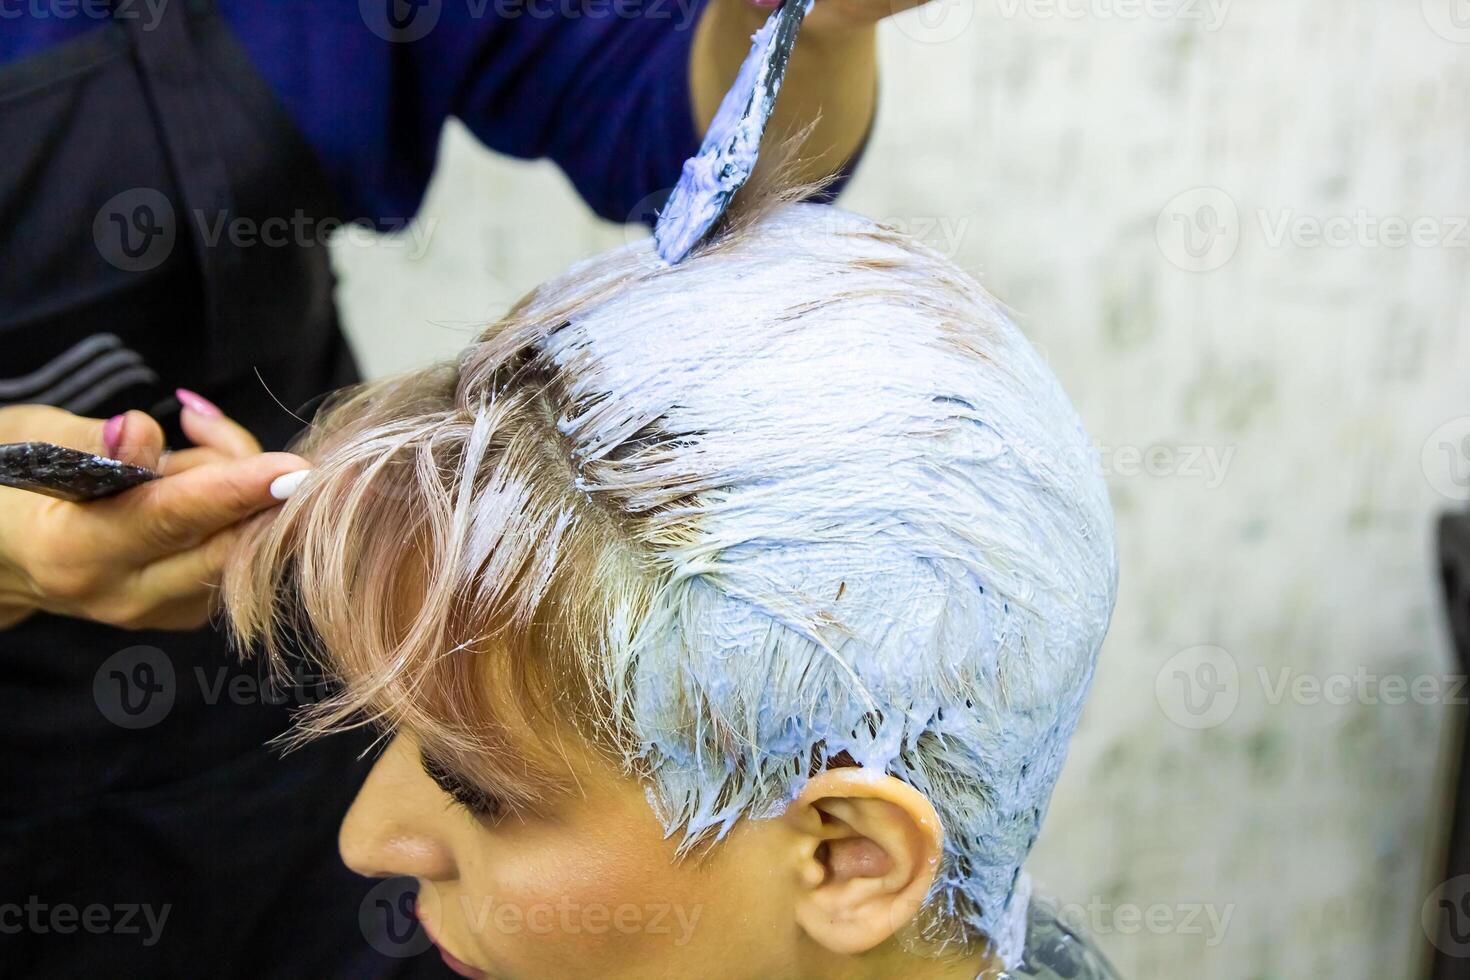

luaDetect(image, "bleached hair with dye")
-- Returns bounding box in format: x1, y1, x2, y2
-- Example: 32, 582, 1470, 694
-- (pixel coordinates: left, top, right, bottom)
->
224, 201, 1118, 963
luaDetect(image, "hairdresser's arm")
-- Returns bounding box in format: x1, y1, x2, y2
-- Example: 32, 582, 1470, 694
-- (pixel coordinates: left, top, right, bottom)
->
693, 0, 909, 185
433, 0, 903, 221
0, 405, 308, 632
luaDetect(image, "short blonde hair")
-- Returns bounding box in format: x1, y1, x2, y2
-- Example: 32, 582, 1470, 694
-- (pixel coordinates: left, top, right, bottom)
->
224, 201, 1117, 958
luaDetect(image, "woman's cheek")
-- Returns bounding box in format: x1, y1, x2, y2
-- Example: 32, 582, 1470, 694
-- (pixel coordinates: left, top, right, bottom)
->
451, 817, 702, 973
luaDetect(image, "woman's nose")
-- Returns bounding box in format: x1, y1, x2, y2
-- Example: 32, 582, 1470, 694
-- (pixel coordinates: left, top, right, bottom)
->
338, 735, 458, 881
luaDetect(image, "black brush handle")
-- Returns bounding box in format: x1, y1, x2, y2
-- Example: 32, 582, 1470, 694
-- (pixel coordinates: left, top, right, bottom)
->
0, 442, 159, 502
762, 0, 810, 100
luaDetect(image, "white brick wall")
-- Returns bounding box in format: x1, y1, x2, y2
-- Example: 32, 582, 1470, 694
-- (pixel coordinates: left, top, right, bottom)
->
331, 5, 1470, 974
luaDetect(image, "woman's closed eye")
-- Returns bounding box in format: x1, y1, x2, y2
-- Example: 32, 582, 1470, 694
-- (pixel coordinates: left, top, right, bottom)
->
419, 750, 505, 821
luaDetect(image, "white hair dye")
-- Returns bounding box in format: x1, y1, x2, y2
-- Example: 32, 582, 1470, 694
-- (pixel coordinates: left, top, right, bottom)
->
457, 203, 1119, 968
653, 0, 813, 263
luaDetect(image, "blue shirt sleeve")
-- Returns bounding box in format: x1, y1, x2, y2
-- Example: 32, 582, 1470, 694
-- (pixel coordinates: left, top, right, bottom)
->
5, 4, 854, 229
433, 2, 709, 224
216, 2, 705, 226
219, 2, 865, 229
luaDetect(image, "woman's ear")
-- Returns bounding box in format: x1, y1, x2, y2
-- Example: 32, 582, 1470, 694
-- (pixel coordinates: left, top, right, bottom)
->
782, 767, 945, 955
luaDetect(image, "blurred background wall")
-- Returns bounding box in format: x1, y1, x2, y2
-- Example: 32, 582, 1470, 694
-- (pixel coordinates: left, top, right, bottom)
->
329, 2, 1470, 975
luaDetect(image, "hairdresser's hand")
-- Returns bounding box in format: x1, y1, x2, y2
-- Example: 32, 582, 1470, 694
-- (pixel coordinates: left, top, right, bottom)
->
0, 399, 308, 632
699, 0, 917, 193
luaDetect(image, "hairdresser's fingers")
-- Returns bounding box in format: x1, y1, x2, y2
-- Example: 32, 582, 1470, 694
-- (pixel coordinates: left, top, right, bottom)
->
94, 582, 221, 632
128, 527, 241, 626
0, 404, 166, 469
87, 579, 221, 632
101, 410, 168, 469
101, 452, 310, 558
155, 446, 227, 476
141, 595, 219, 632
175, 388, 263, 459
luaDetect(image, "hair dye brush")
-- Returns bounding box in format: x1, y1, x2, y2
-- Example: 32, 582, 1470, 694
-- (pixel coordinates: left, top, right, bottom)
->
0, 442, 158, 501
653, 0, 813, 265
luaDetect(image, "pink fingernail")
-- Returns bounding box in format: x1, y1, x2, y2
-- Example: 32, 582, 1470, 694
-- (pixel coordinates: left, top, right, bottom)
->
176, 387, 222, 418
103, 414, 125, 458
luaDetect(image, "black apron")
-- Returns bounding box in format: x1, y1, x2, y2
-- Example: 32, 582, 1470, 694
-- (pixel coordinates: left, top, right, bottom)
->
0, 4, 446, 977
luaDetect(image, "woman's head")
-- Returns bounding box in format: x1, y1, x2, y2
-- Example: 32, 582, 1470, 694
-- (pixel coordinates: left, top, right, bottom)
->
224, 203, 1117, 979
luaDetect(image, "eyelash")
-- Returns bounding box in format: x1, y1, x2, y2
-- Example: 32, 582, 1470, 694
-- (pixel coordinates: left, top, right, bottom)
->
420, 752, 505, 821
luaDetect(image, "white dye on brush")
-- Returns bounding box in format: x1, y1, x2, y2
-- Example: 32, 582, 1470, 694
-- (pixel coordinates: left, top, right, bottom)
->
472, 204, 1119, 968
653, 0, 813, 265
